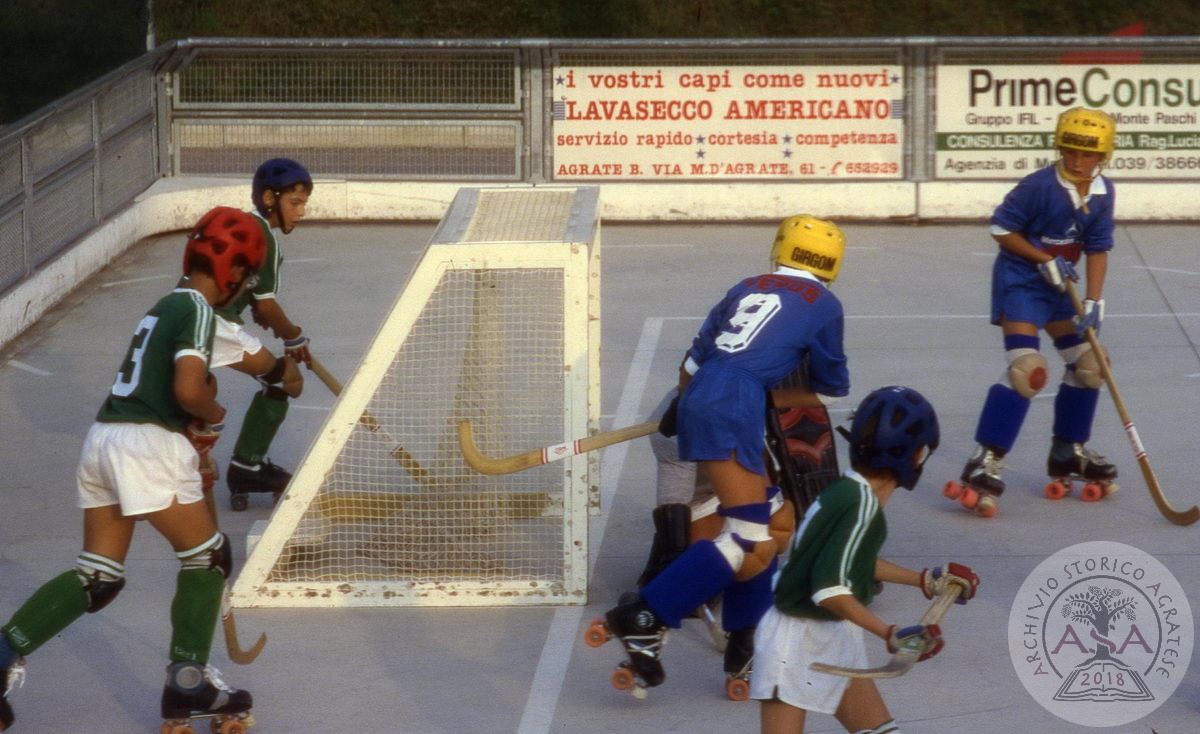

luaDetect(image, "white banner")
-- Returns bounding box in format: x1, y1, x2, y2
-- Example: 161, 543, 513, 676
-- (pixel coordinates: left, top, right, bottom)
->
551, 65, 905, 180
937, 64, 1200, 179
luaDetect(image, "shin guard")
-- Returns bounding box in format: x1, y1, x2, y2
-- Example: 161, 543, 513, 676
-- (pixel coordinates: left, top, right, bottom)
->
232, 390, 289, 466
974, 384, 1031, 453
722, 557, 777, 632
1053, 384, 1100, 444
2, 571, 89, 656
640, 541, 734, 628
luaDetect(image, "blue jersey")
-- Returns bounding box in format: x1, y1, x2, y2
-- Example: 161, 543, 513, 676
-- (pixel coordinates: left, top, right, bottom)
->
677, 269, 848, 474
989, 165, 1115, 326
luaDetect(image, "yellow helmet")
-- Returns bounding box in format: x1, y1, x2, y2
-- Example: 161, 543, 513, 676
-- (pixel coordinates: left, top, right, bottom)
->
1054, 107, 1116, 161
770, 215, 845, 284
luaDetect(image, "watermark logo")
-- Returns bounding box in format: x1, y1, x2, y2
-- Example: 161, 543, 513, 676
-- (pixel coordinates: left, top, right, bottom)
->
1008, 541, 1192, 727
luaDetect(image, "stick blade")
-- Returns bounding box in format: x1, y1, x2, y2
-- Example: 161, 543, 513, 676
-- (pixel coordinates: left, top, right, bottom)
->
810, 650, 919, 679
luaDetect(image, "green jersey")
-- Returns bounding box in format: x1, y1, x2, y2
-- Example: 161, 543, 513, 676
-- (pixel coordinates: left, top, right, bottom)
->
772, 470, 887, 620
96, 287, 215, 432
215, 211, 280, 324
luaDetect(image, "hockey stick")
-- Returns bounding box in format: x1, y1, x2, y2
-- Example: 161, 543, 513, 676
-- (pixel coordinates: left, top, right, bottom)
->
458, 419, 659, 475
308, 357, 431, 484
198, 458, 267, 664
1064, 282, 1199, 526
810, 585, 962, 679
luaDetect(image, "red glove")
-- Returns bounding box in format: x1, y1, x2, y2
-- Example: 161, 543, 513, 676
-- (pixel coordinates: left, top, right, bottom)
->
186, 420, 224, 458
887, 623, 944, 661
199, 453, 219, 492
921, 562, 979, 604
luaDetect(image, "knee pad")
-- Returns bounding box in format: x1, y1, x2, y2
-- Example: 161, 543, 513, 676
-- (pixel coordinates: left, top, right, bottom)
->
766, 486, 796, 550
178, 532, 233, 579
712, 503, 777, 582
1005, 352, 1048, 398
1071, 344, 1105, 389
75, 552, 126, 613
260, 356, 303, 398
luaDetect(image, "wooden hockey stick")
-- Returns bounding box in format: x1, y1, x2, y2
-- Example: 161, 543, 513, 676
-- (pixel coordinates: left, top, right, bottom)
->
810, 585, 962, 679
458, 419, 659, 475
308, 357, 430, 484
1064, 282, 1199, 526
198, 459, 267, 664
222, 590, 266, 665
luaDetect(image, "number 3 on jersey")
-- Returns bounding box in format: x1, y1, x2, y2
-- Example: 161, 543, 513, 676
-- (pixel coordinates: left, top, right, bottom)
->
112, 315, 158, 397
715, 293, 781, 353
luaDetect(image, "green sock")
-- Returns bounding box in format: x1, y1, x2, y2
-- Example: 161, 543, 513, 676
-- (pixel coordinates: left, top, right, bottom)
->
169, 569, 225, 664
2, 571, 88, 656
233, 390, 289, 466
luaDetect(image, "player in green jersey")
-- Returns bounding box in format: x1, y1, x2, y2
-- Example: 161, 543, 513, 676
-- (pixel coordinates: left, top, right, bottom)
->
0, 208, 266, 732
211, 158, 312, 510
752, 386, 979, 734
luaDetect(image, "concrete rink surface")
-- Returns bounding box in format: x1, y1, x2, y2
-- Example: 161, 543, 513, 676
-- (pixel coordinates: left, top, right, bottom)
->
2, 220, 1199, 733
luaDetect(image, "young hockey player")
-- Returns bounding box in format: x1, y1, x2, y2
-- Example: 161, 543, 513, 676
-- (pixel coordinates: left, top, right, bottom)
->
213, 158, 312, 510
0, 207, 264, 732
752, 386, 979, 734
592, 215, 850, 694
952, 107, 1118, 516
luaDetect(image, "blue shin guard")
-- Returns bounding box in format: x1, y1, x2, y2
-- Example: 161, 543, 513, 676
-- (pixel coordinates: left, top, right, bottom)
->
721, 557, 777, 632
1053, 384, 1100, 443
974, 384, 1031, 453
641, 540, 734, 628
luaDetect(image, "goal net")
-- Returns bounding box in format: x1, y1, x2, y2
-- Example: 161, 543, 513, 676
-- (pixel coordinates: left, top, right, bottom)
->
230, 186, 601, 607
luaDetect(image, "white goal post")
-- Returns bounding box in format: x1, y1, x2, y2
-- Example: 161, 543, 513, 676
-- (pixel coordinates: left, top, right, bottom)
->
230, 186, 601, 607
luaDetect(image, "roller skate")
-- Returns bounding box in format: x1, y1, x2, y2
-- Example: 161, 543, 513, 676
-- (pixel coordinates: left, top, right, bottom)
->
160, 662, 255, 734
1044, 440, 1119, 502
0, 638, 26, 732
227, 458, 291, 511
722, 627, 754, 701
943, 445, 1003, 518
583, 595, 668, 699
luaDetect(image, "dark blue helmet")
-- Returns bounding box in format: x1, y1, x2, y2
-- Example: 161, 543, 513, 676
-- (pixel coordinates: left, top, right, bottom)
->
845, 386, 939, 490
252, 158, 313, 216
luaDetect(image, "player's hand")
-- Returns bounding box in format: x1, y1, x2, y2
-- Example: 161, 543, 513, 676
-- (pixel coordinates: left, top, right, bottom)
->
1076, 298, 1104, 336
284, 331, 312, 367
658, 394, 680, 438
886, 623, 944, 661
921, 562, 979, 604
186, 419, 224, 457
1037, 256, 1079, 293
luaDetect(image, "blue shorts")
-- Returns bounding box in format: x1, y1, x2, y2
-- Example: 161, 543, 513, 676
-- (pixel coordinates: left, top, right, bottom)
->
677, 366, 768, 476
991, 258, 1075, 328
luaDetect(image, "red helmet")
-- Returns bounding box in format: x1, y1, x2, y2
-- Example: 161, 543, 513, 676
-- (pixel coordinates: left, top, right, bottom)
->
183, 207, 267, 298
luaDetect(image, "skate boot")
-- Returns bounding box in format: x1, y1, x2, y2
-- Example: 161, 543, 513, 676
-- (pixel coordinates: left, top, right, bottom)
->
0, 637, 26, 732
722, 627, 754, 701
161, 662, 254, 734
227, 458, 292, 511
583, 595, 668, 699
943, 445, 1004, 517
1045, 440, 1119, 502
636, 504, 690, 589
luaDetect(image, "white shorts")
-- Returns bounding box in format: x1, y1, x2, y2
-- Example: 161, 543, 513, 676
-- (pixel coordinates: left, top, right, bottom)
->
750, 605, 868, 714
76, 422, 205, 515
211, 314, 265, 369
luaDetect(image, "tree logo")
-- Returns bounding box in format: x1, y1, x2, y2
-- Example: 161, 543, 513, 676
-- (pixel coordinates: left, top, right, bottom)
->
1008, 541, 1192, 727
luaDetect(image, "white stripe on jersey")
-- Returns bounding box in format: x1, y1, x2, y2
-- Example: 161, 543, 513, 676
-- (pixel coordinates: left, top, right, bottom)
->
837, 472, 877, 589
187, 290, 214, 361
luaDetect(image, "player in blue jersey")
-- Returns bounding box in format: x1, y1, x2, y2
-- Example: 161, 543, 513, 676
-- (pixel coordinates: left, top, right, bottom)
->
589, 215, 850, 695
0, 208, 265, 732
951, 108, 1119, 517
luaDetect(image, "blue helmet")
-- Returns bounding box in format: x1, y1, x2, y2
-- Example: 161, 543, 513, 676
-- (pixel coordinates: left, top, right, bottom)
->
252, 158, 313, 216
845, 386, 939, 490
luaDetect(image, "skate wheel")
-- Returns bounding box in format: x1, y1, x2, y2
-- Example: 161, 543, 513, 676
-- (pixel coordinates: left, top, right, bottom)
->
230, 494, 249, 512
1080, 483, 1105, 502
1105, 482, 1119, 496
1045, 480, 1070, 500
958, 486, 979, 510
611, 664, 636, 691
630, 685, 648, 700
725, 676, 750, 701
584, 619, 610, 648
942, 480, 963, 501
161, 724, 194, 734
976, 495, 998, 518
212, 718, 248, 734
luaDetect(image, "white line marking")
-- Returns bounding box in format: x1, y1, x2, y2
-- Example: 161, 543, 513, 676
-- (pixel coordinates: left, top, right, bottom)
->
286, 257, 326, 264
1131, 265, 1200, 276
6, 360, 53, 376
289, 404, 331, 412
607, 243, 693, 248
101, 274, 173, 288
517, 317, 661, 734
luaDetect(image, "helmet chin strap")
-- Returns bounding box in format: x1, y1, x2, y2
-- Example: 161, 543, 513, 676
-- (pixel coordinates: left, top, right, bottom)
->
1056, 158, 1101, 213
